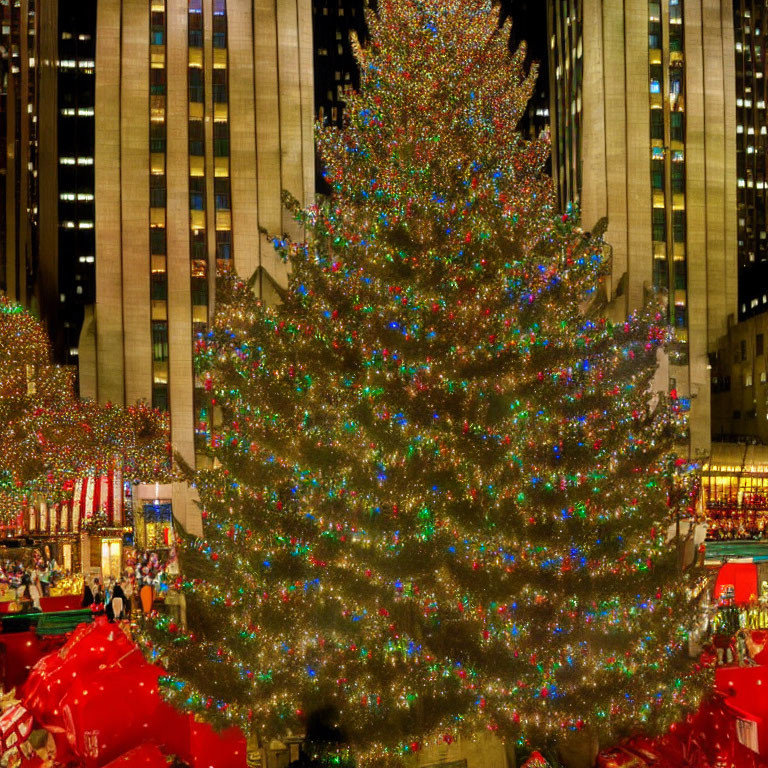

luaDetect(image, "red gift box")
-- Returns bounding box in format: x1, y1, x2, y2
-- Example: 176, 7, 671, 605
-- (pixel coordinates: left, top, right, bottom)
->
101, 743, 167, 768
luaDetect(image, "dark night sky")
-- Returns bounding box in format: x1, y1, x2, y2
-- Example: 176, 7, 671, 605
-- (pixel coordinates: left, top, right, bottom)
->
503, 0, 549, 88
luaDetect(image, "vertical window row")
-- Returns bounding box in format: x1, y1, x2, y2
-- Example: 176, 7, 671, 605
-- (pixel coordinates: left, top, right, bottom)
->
648, 0, 688, 349
188, 0, 208, 452
668, 0, 687, 341
212, 0, 232, 273
734, 1, 768, 319
551, 0, 583, 210
649, 2, 668, 295
150, 0, 169, 411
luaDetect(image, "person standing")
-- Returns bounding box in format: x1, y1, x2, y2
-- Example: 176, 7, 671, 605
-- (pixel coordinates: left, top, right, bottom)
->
111, 581, 126, 621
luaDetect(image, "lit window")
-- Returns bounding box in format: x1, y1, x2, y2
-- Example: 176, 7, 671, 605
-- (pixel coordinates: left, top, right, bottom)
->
78, 255, 95, 264
77, 157, 94, 165
78, 221, 94, 229
77, 193, 94, 201
59, 193, 76, 201
78, 60, 95, 68
60, 108, 75, 116
69, 348, 79, 356
59, 157, 76, 165
77, 107, 94, 116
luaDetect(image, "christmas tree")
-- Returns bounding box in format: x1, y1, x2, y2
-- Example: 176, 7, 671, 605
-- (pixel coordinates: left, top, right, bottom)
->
146, 0, 707, 763
0, 296, 170, 520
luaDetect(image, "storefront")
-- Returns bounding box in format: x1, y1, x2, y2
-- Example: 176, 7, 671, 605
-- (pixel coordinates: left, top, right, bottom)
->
701, 444, 768, 541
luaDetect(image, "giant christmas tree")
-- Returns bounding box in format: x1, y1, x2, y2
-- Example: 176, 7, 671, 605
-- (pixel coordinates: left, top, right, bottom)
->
146, 0, 707, 763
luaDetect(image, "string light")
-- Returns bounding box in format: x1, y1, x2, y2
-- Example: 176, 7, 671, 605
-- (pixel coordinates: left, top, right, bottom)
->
0, 296, 172, 523
141, 0, 709, 763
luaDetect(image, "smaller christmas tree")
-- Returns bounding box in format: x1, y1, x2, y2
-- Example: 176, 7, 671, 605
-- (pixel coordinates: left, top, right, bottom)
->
0, 297, 171, 522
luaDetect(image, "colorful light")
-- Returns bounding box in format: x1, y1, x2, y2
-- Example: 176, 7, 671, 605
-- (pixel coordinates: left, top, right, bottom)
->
142, 1, 709, 764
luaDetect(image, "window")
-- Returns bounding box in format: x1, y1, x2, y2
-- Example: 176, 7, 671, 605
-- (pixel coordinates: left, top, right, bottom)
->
669, 23, 683, 52
672, 211, 685, 242
150, 174, 166, 208
746, 373, 754, 387
212, 68, 227, 103
152, 321, 168, 362
152, 385, 168, 412
150, 228, 166, 255
650, 109, 663, 140
189, 0, 203, 47
670, 111, 684, 142
191, 229, 206, 260
150, 122, 166, 153
214, 177, 230, 210
151, 272, 167, 301
189, 120, 204, 156
652, 208, 666, 241
742, 339, 748, 361
671, 162, 685, 193
213, 10, 227, 48
650, 63, 662, 93
651, 159, 664, 189
150, 67, 166, 96
216, 229, 232, 261
189, 68, 204, 103
758, 333, 764, 356
190, 176, 205, 211
674, 305, 686, 329
653, 257, 668, 290
213, 121, 229, 157
674, 258, 687, 291
649, 20, 661, 49
191, 275, 208, 307
151, 12, 164, 45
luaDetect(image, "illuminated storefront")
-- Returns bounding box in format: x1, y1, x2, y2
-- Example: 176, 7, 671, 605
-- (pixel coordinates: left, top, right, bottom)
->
701, 445, 768, 541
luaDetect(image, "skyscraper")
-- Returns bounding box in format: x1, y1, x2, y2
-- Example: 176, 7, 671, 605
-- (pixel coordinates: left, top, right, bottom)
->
0, 0, 97, 368
84, 0, 315, 532
734, 0, 768, 320
547, 0, 738, 456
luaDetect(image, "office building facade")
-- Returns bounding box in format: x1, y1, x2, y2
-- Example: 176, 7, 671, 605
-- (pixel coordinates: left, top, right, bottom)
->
547, 0, 739, 456
734, 0, 768, 320
0, 0, 96, 367
84, 0, 315, 532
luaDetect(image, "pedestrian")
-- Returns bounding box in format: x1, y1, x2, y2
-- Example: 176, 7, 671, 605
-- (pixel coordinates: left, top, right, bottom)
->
111, 581, 126, 621
82, 581, 94, 608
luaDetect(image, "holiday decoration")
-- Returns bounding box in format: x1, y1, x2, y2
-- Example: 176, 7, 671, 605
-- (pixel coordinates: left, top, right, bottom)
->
0, 296, 172, 524
520, 751, 551, 768
142, 0, 706, 763
11, 618, 246, 767
0, 702, 35, 767
100, 744, 167, 768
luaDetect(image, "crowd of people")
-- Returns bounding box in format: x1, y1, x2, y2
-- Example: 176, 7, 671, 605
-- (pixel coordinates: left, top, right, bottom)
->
0, 547, 63, 611
81, 551, 170, 621
82, 576, 131, 621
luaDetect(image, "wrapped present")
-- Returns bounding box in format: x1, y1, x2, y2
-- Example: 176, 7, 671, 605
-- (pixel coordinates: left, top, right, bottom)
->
0, 703, 35, 768
100, 744, 167, 768
23, 618, 141, 732
59, 663, 162, 768
520, 751, 551, 767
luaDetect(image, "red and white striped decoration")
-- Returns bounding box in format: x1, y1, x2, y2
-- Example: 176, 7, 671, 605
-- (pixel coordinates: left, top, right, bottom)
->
72, 469, 124, 525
